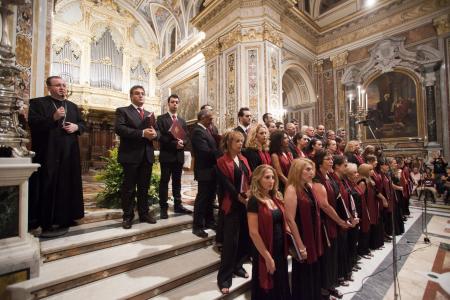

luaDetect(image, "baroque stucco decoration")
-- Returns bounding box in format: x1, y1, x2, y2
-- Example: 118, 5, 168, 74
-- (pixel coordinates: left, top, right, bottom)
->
341, 37, 442, 86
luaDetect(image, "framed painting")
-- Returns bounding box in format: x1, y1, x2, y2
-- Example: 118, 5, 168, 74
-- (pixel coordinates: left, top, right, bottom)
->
170, 74, 199, 123
365, 70, 423, 140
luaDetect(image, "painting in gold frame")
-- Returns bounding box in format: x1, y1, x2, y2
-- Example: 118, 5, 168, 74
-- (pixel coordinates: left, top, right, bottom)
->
365, 70, 423, 140
170, 74, 199, 123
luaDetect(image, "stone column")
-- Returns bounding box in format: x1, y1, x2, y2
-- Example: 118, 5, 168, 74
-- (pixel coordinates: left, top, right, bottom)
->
195, 1, 285, 132
424, 67, 438, 145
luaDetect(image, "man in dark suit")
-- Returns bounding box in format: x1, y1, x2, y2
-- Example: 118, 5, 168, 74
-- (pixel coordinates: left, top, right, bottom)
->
285, 122, 298, 158
234, 107, 252, 144
115, 85, 159, 229
157, 94, 191, 219
191, 109, 222, 238
200, 104, 220, 147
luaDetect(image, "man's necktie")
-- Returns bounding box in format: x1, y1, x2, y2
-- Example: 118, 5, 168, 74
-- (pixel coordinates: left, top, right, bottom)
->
138, 107, 144, 120
172, 114, 177, 123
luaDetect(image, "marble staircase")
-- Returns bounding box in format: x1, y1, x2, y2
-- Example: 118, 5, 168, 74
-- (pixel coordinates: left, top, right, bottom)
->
7, 210, 253, 300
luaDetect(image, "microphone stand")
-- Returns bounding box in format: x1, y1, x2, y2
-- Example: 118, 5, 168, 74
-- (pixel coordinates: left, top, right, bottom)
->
417, 172, 431, 244
363, 121, 399, 300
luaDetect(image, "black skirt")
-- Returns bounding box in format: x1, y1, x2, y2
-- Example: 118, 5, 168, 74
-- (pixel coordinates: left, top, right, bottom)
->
292, 260, 321, 300
319, 237, 338, 289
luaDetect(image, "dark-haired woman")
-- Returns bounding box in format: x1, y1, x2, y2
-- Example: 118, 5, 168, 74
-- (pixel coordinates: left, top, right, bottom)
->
331, 155, 358, 283
306, 138, 323, 160
285, 158, 322, 300
366, 155, 386, 250
293, 133, 308, 158
242, 124, 271, 171
313, 150, 351, 297
247, 165, 291, 300
270, 131, 293, 193
216, 130, 252, 294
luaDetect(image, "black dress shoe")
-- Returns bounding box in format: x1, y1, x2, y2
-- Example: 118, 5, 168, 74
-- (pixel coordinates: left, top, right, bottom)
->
139, 215, 156, 224
205, 222, 218, 231
192, 228, 208, 238
122, 219, 132, 229
160, 210, 168, 219
329, 287, 343, 298
174, 205, 192, 214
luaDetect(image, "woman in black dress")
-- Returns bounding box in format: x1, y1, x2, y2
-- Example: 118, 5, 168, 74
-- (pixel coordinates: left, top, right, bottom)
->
247, 165, 291, 300
216, 130, 252, 294
284, 158, 321, 300
243, 124, 271, 171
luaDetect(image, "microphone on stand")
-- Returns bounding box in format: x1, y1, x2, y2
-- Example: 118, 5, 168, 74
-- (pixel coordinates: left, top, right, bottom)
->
355, 119, 374, 125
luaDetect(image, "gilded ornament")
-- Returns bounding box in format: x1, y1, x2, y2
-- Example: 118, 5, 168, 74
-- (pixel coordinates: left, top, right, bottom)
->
433, 14, 450, 35
330, 51, 348, 69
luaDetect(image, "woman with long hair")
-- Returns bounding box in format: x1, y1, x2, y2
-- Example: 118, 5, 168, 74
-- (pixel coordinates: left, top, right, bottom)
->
366, 155, 386, 250
305, 138, 323, 160
376, 159, 394, 241
243, 124, 271, 171
247, 165, 291, 300
388, 158, 405, 235
313, 150, 352, 296
335, 137, 345, 155
284, 158, 322, 300
344, 140, 364, 166
270, 131, 293, 192
293, 132, 308, 158
356, 164, 376, 257
330, 155, 359, 282
216, 130, 252, 294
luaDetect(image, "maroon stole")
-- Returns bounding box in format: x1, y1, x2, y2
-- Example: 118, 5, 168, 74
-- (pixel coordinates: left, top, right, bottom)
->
296, 187, 323, 264
366, 181, 379, 225
277, 152, 293, 177
257, 150, 272, 166
400, 167, 411, 199
295, 147, 307, 158
330, 173, 352, 221
354, 181, 370, 233
371, 171, 384, 211
216, 153, 252, 215
381, 173, 394, 213
256, 197, 288, 291
316, 172, 337, 239
355, 153, 365, 165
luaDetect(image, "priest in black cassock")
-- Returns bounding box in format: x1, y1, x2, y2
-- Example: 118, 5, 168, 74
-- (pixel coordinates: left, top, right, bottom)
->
28, 76, 85, 234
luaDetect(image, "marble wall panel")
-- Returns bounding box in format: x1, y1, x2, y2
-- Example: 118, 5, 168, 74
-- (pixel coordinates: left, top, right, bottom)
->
226, 51, 237, 128
247, 48, 259, 116
15, 2, 33, 104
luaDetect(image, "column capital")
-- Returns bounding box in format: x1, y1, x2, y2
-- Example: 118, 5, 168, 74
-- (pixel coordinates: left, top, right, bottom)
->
330, 51, 348, 69
433, 13, 450, 36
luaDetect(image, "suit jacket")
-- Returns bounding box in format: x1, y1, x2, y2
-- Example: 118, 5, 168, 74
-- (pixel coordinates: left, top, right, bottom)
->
191, 123, 221, 181
157, 112, 189, 163
234, 125, 247, 145
288, 138, 299, 159
115, 105, 159, 164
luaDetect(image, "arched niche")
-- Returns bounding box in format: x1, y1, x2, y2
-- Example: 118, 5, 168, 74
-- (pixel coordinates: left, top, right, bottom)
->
281, 62, 317, 126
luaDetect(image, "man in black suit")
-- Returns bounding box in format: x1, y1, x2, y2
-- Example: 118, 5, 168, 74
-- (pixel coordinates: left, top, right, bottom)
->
285, 122, 298, 158
115, 85, 159, 229
200, 104, 220, 147
234, 107, 252, 144
191, 109, 222, 238
157, 94, 191, 219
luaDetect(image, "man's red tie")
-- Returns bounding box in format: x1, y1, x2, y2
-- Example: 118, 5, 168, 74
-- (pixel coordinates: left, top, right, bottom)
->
172, 114, 177, 123
138, 107, 144, 120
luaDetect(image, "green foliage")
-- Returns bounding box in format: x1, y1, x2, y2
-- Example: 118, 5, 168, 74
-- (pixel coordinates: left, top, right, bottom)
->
95, 147, 160, 208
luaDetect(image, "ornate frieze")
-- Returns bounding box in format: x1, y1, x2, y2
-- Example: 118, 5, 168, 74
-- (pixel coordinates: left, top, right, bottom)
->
207, 60, 218, 113
202, 39, 221, 61
247, 48, 259, 114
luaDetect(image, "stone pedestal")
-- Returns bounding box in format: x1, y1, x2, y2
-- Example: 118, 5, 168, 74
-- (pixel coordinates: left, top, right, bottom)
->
0, 158, 40, 298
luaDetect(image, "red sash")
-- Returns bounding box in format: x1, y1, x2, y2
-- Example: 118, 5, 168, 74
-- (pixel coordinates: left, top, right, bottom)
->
216, 153, 252, 215
278, 152, 293, 177
256, 197, 288, 291
316, 172, 337, 239
257, 150, 272, 166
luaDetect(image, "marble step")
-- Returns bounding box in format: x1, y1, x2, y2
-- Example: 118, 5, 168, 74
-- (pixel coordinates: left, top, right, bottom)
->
151, 262, 253, 300
41, 214, 194, 262
77, 208, 122, 224
8, 229, 215, 300
38, 247, 221, 300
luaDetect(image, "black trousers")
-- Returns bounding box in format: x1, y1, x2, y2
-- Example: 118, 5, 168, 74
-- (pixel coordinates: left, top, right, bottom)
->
217, 207, 249, 288
193, 179, 216, 229
159, 161, 183, 210
120, 161, 152, 221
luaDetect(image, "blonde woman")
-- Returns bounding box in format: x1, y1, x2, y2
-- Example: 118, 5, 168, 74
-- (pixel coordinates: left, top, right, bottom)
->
284, 158, 322, 300
247, 165, 291, 299
243, 124, 272, 171
216, 130, 252, 294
